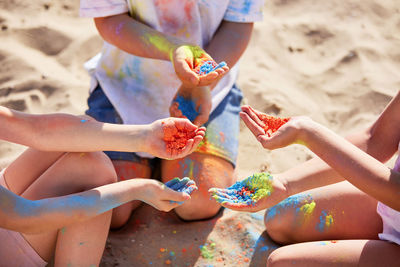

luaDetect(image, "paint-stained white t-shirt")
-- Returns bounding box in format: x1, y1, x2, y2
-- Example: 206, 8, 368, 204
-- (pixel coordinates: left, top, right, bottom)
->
80, 0, 264, 125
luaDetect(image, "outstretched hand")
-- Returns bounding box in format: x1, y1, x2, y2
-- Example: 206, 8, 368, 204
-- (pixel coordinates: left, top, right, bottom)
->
145, 118, 206, 159
171, 45, 229, 87
240, 105, 310, 150
209, 173, 288, 212
165, 177, 198, 204
138, 179, 196, 212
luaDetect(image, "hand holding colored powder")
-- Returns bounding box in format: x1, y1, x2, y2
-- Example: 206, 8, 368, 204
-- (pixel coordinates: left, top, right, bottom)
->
194, 60, 227, 76
148, 118, 205, 159
209, 173, 275, 211
258, 114, 290, 137
170, 86, 212, 126
171, 45, 229, 87
240, 105, 291, 137
161, 118, 206, 154
165, 177, 198, 204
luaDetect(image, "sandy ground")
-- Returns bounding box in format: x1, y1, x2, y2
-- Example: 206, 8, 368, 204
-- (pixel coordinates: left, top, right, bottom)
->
0, 0, 399, 266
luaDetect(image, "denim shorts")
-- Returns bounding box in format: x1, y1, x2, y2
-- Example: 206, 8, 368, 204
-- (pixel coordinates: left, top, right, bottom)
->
86, 84, 243, 167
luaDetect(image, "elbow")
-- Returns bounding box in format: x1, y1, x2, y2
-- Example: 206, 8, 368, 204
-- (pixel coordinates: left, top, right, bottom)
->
94, 16, 119, 45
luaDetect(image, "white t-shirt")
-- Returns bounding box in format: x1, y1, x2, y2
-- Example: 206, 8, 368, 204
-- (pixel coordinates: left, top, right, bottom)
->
80, 0, 264, 125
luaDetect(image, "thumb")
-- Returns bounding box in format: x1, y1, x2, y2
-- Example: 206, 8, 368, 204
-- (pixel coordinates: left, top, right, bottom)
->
175, 59, 199, 86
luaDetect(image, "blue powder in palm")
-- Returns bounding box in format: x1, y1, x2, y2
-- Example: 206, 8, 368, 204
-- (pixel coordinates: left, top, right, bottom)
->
198, 61, 227, 75
175, 95, 199, 122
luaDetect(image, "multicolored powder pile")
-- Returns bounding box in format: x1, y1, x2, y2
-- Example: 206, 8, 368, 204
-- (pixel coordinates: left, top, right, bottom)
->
165, 177, 198, 204
194, 60, 227, 75
162, 120, 195, 150
210, 173, 274, 207
174, 96, 199, 122
258, 114, 290, 137
199, 242, 216, 259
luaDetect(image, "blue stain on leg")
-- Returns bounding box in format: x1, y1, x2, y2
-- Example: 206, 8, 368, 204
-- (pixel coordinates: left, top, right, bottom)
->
175, 95, 199, 122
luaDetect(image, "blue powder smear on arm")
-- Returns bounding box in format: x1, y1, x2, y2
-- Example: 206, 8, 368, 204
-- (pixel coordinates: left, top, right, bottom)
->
175, 95, 199, 122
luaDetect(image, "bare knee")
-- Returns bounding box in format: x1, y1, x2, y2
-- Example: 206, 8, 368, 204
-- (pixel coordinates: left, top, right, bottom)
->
175, 194, 221, 221
267, 247, 292, 267
66, 152, 117, 189
264, 210, 293, 245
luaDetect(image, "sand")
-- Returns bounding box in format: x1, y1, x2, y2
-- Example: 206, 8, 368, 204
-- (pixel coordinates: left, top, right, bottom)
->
0, 0, 399, 266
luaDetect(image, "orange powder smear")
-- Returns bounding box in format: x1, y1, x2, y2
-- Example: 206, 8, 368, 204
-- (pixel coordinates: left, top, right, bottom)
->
162, 121, 195, 150
258, 114, 290, 137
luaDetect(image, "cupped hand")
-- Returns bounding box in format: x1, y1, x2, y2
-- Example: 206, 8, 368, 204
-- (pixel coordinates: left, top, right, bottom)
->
165, 177, 198, 204
171, 45, 229, 87
145, 118, 206, 159
169, 85, 212, 126
138, 179, 194, 212
208, 173, 288, 212
240, 105, 310, 150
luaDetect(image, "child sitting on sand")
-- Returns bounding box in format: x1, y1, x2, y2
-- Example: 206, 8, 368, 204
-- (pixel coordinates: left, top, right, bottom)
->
80, 0, 264, 225
0, 105, 204, 267
210, 92, 400, 266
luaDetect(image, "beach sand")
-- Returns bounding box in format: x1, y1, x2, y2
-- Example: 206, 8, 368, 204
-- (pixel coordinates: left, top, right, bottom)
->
0, 0, 399, 266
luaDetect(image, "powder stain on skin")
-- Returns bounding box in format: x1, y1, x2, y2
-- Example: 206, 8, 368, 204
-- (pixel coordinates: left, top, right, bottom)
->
317, 210, 334, 232
299, 200, 316, 216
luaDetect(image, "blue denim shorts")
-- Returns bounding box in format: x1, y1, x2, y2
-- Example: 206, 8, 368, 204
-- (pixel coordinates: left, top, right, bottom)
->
86, 85, 243, 167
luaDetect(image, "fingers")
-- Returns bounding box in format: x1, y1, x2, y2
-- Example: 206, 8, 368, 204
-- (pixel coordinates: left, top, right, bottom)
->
164, 178, 198, 204
174, 59, 199, 86
256, 129, 287, 150
165, 177, 181, 188
169, 102, 184, 118
240, 111, 265, 138
241, 105, 266, 128
193, 103, 211, 126
209, 188, 256, 212
174, 117, 197, 131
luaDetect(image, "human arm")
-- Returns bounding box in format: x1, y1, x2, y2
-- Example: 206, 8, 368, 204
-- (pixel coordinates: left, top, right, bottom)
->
240, 92, 400, 211
0, 178, 193, 234
94, 14, 227, 87
170, 21, 254, 125
0, 106, 205, 159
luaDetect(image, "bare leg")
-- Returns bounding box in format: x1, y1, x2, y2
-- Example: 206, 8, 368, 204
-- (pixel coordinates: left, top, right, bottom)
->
110, 160, 151, 229
162, 152, 235, 220
267, 239, 400, 267
3, 149, 117, 265
264, 181, 382, 244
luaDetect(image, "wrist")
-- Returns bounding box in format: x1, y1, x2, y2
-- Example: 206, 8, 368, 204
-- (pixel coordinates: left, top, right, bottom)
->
295, 117, 317, 146
274, 173, 291, 198
125, 124, 149, 153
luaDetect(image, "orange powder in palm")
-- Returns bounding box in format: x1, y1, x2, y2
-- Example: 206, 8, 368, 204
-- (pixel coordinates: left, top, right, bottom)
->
162, 121, 195, 150
258, 114, 290, 137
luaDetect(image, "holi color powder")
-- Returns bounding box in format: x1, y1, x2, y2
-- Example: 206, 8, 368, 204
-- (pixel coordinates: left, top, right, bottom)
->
165, 177, 198, 204
317, 211, 334, 232
211, 173, 274, 206
265, 194, 311, 222
174, 95, 199, 122
200, 242, 216, 259
162, 119, 195, 150
194, 60, 227, 75
258, 114, 290, 137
